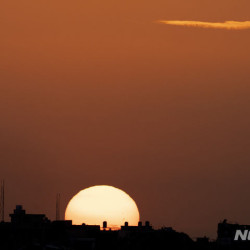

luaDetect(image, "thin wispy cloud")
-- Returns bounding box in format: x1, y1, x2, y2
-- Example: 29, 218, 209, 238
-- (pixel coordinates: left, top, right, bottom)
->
157, 20, 250, 30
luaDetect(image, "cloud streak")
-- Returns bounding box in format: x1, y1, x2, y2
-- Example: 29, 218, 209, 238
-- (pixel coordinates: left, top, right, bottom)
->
158, 20, 250, 30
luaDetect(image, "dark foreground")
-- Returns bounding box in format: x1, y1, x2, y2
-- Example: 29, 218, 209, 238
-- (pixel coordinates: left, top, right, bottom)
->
0, 206, 249, 250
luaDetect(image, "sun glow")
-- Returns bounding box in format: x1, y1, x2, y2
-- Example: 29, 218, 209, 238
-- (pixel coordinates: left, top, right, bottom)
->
65, 185, 140, 229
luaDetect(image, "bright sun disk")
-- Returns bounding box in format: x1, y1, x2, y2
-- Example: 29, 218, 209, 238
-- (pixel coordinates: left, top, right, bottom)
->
65, 185, 140, 229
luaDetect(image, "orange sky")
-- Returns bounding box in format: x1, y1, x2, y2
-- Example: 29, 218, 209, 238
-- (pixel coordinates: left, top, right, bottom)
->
1, 0, 250, 238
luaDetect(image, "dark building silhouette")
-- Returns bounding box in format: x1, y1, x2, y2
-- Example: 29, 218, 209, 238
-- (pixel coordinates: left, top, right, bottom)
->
10, 205, 49, 226
217, 219, 250, 248
0, 205, 195, 250
1, 206, 250, 250
120, 220, 153, 232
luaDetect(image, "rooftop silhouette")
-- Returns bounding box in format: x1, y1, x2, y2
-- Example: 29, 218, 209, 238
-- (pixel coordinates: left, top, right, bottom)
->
0, 205, 249, 249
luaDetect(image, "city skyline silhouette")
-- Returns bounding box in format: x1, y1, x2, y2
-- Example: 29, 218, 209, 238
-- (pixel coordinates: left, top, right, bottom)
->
0, 204, 249, 249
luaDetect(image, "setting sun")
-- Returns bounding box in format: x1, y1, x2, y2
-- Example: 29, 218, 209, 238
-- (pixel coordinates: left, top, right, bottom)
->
65, 185, 140, 229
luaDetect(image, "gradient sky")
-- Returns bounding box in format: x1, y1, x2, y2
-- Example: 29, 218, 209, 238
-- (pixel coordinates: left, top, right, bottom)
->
1, 0, 250, 239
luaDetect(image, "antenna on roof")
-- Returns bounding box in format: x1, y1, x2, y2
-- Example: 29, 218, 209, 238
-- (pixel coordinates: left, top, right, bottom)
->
0, 180, 4, 222
56, 193, 60, 221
